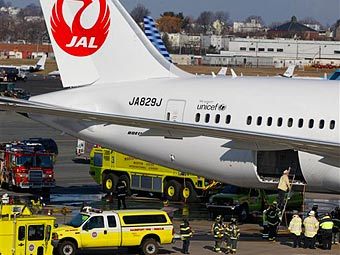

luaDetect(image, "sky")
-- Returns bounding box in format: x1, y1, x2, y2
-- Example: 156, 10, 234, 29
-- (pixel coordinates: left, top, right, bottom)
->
12, 0, 340, 26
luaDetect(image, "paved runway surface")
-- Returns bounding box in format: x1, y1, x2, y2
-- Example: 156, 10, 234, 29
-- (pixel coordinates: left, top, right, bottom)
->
0, 77, 339, 254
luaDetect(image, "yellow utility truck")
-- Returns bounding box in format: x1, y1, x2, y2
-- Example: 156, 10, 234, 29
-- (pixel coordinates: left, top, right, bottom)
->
52, 207, 173, 255
0, 203, 55, 255
90, 147, 217, 201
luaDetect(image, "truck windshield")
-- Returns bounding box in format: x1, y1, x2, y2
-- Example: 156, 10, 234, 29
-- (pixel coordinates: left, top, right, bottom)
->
36, 155, 53, 168
16, 156, 34, 167
67, 213, 89, 228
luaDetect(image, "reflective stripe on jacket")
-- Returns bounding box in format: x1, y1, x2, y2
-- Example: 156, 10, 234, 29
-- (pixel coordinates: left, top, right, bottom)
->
288, 216, 302, 236
212, 223, 224, 238
180, 223, 193, 240
303, 216, 319, 238
226, 224, 240, 240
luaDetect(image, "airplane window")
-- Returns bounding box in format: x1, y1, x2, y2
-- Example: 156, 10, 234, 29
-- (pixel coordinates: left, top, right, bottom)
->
247, 116, 252, 125
330, 120, 336, 130
288, 118, 293, 127
226, 115, 231, 124
166, 112, 170, 121
195, 113, 200, 122
277, 117, 283, 127
257, 116, 262, 126
205, 114, 210, 123
215, 114, 220, 124
319, 119, 325, 129
298, 118, 303, 128
309, 119, 314, 128
267, 117, 272, 126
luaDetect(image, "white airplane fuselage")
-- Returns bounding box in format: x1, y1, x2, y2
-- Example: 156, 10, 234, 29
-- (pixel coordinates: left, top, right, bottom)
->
31, 76, 340, 193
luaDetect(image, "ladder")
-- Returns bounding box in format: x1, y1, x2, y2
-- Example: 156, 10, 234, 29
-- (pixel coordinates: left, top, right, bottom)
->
279, 174, 296, 223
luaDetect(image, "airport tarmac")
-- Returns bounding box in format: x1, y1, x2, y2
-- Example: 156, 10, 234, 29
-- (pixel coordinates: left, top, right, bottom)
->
0, 77, 339, 255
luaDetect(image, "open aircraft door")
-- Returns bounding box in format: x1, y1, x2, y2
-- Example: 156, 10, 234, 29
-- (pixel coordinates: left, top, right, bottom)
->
165, 100, 186, 122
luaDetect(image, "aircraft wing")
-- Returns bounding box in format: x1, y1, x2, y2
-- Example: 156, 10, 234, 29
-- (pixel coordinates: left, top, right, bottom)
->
0, 96, 339, 159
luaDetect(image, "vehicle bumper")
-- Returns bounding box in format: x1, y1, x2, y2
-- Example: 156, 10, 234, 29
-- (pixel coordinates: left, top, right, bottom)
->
19, 181, 56, 189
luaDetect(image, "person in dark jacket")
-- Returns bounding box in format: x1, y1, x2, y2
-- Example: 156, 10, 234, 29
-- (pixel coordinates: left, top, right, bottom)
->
319, 213, 334, 250
180, 219, 193, 254
266, 202, 280, 241
116, 180, 127, 209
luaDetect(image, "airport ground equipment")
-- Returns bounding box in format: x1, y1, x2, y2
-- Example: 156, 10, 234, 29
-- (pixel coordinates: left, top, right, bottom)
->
52, 207, 174, 255
0, 203, 56, 255
206, 184, 303, 222
0, 141, 56, 191
90, 147, 217, 202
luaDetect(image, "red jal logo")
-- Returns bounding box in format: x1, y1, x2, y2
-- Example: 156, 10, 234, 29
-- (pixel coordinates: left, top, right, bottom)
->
51, 0, 110, 57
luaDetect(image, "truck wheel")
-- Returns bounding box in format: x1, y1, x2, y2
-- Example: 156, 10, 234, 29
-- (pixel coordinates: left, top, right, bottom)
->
164, 180, 181, 201
102, 173, 118, 193
180, 181, 197, 202
118, 175, 131, 195
141, 238, 159, 255
58, 240, 76, 255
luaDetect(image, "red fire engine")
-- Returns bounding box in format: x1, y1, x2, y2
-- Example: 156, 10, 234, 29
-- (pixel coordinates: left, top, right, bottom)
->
0, 141, 55, 191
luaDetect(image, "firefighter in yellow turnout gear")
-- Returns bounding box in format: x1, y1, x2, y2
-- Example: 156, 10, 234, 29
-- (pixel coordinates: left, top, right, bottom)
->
288, 212, 302, 248
225, 218, 240, 254
212, 215, 225, 253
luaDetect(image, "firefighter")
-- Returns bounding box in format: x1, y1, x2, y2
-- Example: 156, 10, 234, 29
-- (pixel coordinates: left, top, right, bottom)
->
180, 218, 193, 254
212, 215, 224, 253
116, 179, 127, 209
262, 206, 270, 239
266, 201, 280, 241
331, 206, 340, 245
225, 218, 240, 254
288, 211, 302, 248
303, 210, 319, 249
319, 213, 334, 250
277, 168, 291, 210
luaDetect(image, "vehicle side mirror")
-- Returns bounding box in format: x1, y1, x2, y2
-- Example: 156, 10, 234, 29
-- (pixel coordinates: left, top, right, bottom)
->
83, 224, 89, 231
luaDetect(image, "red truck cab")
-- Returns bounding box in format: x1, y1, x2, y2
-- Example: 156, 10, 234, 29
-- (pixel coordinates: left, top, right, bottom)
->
0, 142, 55, 191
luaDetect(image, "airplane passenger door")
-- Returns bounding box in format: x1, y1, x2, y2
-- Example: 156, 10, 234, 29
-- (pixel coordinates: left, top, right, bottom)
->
165, 100, 186, 122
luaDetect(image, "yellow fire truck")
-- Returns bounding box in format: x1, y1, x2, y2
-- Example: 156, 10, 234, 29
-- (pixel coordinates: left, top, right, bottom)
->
0, 203, 55, 255
90, 147, 217, 202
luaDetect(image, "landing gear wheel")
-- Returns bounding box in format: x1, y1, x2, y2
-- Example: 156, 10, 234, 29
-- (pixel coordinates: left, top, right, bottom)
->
141, 238, 159, 255
180, 181, 197, 202
102, 173, 118, 193
164, 180, 181, 201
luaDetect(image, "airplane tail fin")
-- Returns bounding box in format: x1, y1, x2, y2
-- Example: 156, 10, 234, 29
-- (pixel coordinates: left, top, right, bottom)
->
282, 65, 295, 78
39, 0, 189, 88
35, 54, 47, 71
143, 16, 172, 63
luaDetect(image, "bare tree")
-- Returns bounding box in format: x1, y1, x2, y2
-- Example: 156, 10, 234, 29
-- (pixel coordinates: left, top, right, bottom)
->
245, 15, 264, 26
196, 11, 214, 32
130, 4, 150, 25
214, 11, 229, 24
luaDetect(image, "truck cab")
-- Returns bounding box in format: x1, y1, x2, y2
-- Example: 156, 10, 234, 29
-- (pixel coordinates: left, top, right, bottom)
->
53, 208, 173, 255
0, 204, 55, 255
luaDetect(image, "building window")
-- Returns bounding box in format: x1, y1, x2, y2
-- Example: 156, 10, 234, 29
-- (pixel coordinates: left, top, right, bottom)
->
277, 117, 283, 127
205, 114, 210, 123
277, 48, 283, 52
257, 116, 262, 126
267, 117, 273, 126
258, 48, 265, 52
268, 48, 274, 52
215, 114, 220, 124
249, 47, 256, 51
240, 47, 246, 51
195, 113, 200, 122
330, 120, 336, 130
226, 115, 231, 124
308, 119, 314, 128
288, 118, 293, 127
247, 116, 252, 125
319, 119, 325, 129
334, 50, 340, 54
298, 118, 303, 128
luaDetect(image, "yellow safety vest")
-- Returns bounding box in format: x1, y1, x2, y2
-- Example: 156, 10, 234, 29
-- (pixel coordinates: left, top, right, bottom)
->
288, 216, 302, 236
303, 216, 319, 238
320, 216, 334, 230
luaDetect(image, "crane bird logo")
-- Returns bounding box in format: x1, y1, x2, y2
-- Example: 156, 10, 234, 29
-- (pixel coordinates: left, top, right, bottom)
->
51, 0, 110, 57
